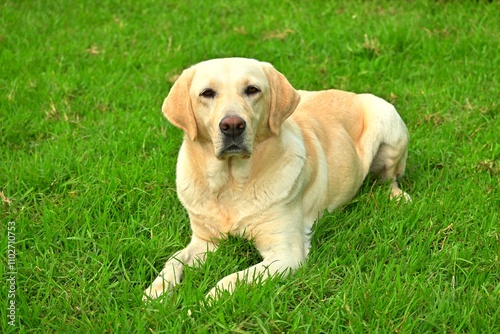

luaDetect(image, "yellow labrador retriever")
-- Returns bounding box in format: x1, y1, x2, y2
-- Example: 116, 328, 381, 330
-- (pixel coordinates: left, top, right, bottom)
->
144, 57, 410, 300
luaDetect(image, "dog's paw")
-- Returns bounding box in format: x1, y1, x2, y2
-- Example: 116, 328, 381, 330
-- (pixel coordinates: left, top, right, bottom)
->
142, 280, 173, 302
205, 276, 237, 301
205, 286, 223, 302
401, 191, 412, 202
390, 190, 412, 203
204, 287, 226, 305
142, 287, 162, 302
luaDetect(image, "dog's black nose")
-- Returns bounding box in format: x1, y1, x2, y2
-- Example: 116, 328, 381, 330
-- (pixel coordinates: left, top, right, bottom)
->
219, 116, 246, 138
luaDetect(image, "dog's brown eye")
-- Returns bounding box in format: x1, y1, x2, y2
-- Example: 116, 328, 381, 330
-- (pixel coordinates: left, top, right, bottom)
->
200, 89, 216, 98
245, 85, 260, 96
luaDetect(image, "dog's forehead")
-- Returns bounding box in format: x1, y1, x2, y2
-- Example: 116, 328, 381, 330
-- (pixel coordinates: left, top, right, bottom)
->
191, 58, 268, 89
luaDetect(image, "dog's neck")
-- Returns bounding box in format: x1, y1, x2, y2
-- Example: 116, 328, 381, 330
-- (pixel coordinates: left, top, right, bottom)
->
205, 155, 253, 194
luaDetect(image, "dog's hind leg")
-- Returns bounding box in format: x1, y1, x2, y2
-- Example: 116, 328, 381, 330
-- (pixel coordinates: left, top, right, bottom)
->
358, 94, 411, 202
370, 143, 411, 201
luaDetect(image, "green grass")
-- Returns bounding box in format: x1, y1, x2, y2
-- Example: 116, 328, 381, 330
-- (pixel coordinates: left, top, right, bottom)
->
1, 0, 499, 332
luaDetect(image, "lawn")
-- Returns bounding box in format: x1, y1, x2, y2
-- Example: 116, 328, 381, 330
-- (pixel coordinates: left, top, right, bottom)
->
1, 0, 499, 332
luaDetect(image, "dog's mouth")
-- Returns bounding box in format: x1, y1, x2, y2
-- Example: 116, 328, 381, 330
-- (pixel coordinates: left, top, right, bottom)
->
217, 142, 251, 159
226, 144, 241, 151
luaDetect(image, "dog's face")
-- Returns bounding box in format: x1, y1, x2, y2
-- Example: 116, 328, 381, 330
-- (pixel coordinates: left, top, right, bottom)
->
162, 58, 300, 159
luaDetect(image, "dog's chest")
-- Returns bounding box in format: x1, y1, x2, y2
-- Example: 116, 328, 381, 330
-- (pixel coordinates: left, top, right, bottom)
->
177, 168, 294, 240
176, 146, 306, 240
181, 186, 265, 238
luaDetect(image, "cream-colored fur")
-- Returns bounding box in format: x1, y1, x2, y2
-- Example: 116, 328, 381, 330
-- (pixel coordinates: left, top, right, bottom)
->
144, 57, 410, 300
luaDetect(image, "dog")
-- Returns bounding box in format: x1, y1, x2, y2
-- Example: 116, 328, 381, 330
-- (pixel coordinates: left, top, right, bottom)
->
144, 57, 410, 300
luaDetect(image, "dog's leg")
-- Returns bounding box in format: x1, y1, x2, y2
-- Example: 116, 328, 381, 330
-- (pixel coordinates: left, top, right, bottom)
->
358, 94, 411, 202
206, 231, 306, 299
370, 141, 411, 202
143, 235, 217, 300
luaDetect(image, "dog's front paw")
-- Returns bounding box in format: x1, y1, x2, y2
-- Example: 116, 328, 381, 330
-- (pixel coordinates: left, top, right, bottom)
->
205, 275, 237, 301
142, 278, 173, 301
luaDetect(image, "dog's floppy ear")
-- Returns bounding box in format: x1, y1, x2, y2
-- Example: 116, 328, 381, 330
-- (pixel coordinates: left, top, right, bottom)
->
263, 63, 301, 136
162, 68, 197, 141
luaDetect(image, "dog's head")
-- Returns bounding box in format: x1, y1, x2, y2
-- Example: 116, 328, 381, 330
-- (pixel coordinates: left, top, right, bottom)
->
162, 58, 300, 159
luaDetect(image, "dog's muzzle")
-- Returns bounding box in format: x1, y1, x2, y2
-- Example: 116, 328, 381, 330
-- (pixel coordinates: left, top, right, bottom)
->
217, 116, 250, 158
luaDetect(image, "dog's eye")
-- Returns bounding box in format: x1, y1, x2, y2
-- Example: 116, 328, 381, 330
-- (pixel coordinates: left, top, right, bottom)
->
244, 85, 260, 96
200, 89, 216, 98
